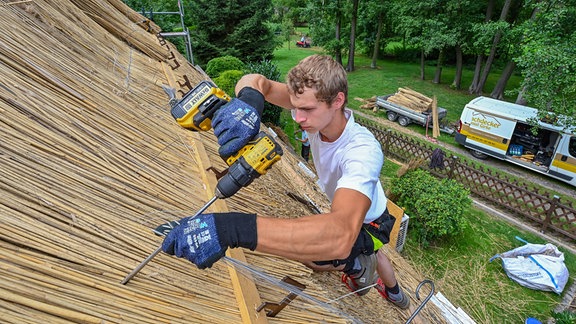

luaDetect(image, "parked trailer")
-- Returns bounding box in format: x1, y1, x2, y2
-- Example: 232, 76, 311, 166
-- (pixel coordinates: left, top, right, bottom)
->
376, 94, 448, 129
455, 96, 576, 187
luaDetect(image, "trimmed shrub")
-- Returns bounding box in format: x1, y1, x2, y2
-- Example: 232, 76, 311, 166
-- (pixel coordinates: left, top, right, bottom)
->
390, 169, 471, 247
206, 56, 244, 79
213, 70, 244, 97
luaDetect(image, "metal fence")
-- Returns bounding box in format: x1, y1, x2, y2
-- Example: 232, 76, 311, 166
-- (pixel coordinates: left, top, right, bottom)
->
359, 118, 576, 242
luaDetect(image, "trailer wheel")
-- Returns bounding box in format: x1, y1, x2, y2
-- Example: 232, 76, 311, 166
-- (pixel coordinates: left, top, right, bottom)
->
470, 149, 488, 159
398, 116, 411, 127
387, 111, 398, 122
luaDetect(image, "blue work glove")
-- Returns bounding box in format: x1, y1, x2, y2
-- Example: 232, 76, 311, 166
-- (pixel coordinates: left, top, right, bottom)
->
161, 212, 258, 269
212, 87, 265, 160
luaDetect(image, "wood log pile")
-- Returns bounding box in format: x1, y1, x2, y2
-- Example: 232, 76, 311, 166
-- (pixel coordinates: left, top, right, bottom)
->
354, 96, 378, 111
387, 87, 433, 112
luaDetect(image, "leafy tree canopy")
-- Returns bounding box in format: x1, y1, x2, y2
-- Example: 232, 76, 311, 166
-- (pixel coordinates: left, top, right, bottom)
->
190, 0, 277, 66
515, 0, 576, 128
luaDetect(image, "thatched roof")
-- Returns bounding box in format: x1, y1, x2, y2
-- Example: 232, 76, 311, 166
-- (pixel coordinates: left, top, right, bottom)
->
0, 1, 447, 323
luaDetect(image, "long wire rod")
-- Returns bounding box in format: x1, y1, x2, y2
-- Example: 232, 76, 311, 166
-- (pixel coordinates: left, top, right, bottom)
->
120, 196, 219, 285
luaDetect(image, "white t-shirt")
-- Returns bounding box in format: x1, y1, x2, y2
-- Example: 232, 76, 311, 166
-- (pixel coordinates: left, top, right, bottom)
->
309, 109, 387, 223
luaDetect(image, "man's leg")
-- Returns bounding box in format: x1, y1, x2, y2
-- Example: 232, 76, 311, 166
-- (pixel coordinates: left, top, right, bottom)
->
301, 145, 310, 161
375, 249, 397, 287
340, 253, 378, 296
374, 249, 410, 309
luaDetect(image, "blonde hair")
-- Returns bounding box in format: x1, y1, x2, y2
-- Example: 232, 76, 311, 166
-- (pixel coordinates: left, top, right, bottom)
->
286, 55, 348, 108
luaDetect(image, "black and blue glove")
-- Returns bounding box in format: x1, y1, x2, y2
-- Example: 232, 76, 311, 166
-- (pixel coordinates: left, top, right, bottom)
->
161, 212, 258, 269
212, 87, 265, 159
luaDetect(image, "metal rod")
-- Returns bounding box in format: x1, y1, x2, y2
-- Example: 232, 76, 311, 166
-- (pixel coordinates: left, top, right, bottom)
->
121, 195, 219, 285
405, 279, 435, 324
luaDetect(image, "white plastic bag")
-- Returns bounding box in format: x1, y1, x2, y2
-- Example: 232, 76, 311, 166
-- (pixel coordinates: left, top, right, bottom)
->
489, 237, 569, 294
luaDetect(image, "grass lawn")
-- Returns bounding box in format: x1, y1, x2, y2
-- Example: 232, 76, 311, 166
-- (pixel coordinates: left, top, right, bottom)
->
272, 34, 575, 323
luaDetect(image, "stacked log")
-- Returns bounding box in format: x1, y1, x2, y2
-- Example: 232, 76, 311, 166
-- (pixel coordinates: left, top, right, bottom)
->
354, 96, 378, 112
387, 87, 433, 112
432, 95, 441, 138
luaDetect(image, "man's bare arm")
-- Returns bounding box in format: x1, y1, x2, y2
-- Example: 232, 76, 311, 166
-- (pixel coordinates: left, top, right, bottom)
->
235, 74, 294, 110
254, 188, 370, 261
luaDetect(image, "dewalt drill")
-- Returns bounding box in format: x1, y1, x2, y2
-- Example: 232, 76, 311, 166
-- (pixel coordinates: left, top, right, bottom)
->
170, 80, 283, 199
121, 81, 282, 284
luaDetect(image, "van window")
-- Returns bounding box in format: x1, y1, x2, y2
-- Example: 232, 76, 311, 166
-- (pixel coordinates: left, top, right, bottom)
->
569, 136, 576, 157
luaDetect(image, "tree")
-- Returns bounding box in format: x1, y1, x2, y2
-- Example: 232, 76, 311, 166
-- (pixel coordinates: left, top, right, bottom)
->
305, 0, 349, 64
446, 0, 485, 90
391, 0, 444, 81
468, 0, 495, 94
189, 0, 276, 66
470, 0, 513, 95
345, 0, 360, 72
356, 0, 388, 69
515, 0, 576, 128
272, 0, 307, 27
370, 11, 385, 69
489, 1, 531, 99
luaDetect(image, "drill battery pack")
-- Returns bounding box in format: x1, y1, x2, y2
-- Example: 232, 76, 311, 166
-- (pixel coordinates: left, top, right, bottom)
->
170, 80, 230, 131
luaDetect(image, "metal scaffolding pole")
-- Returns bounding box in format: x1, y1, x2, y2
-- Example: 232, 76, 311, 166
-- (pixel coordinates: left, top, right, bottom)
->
140, 0, 194, 64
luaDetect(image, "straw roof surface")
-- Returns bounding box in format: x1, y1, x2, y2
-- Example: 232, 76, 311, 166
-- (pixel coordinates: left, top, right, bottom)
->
0, 1, 447, 323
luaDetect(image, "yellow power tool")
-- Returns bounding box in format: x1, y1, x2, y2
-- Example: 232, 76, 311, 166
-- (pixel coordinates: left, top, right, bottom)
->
170, 80, 230, 131
170, 80, 283, 198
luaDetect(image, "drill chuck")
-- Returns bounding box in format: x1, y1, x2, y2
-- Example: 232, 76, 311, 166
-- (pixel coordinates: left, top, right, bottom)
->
216, 131, 283, 198
215, 158, 257, 198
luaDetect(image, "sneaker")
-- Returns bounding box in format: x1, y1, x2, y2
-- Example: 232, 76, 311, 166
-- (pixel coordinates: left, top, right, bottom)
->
341, 253, 378, 296
374, 278, 410, 309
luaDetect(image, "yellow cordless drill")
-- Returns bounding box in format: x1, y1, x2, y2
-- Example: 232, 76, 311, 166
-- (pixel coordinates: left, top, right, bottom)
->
170, 80, 283, 198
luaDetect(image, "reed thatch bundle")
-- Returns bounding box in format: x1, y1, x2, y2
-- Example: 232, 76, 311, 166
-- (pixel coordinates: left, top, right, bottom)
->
387, 88, 433, 112
0, 1, 447, 323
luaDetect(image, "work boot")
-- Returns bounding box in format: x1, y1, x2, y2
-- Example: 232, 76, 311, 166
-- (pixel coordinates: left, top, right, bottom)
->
341, 253, 378, 296
374, 278, 410, 309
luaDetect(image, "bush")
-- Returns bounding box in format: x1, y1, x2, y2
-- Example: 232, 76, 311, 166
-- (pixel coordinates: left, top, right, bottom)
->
385, 45, 420, 62
213, 70, 245, 97
390, 169, 471, 247
245, 59, 283, 125
206, 56, 245, 79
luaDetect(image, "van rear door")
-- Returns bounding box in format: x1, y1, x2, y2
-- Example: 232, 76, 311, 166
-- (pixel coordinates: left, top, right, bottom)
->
549, 135, 576, 185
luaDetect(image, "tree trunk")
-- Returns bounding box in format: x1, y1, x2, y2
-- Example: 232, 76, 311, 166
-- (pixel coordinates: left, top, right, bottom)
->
334, 0, 342, 65
433, 48, 445, 84
474, 0, 512, 95
452, 44, 463, 89
491, 60, 516, 99
469, 55, 484, 93
346, 0, 359, 72
516, 86, 528, 105
420, 49, 425, 80
371, 12, 384, 69
469, 0, 494, 94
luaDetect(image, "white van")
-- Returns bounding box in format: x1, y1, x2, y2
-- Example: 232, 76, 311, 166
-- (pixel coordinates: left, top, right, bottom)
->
455, 96, 576, 187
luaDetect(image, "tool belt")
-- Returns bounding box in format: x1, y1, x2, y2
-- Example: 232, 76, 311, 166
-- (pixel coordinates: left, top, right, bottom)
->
363, 208, 396, 246
313, 208, 396, 272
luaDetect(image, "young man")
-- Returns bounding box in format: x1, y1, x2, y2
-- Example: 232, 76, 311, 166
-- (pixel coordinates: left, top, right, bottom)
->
162, 54, 409, 308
